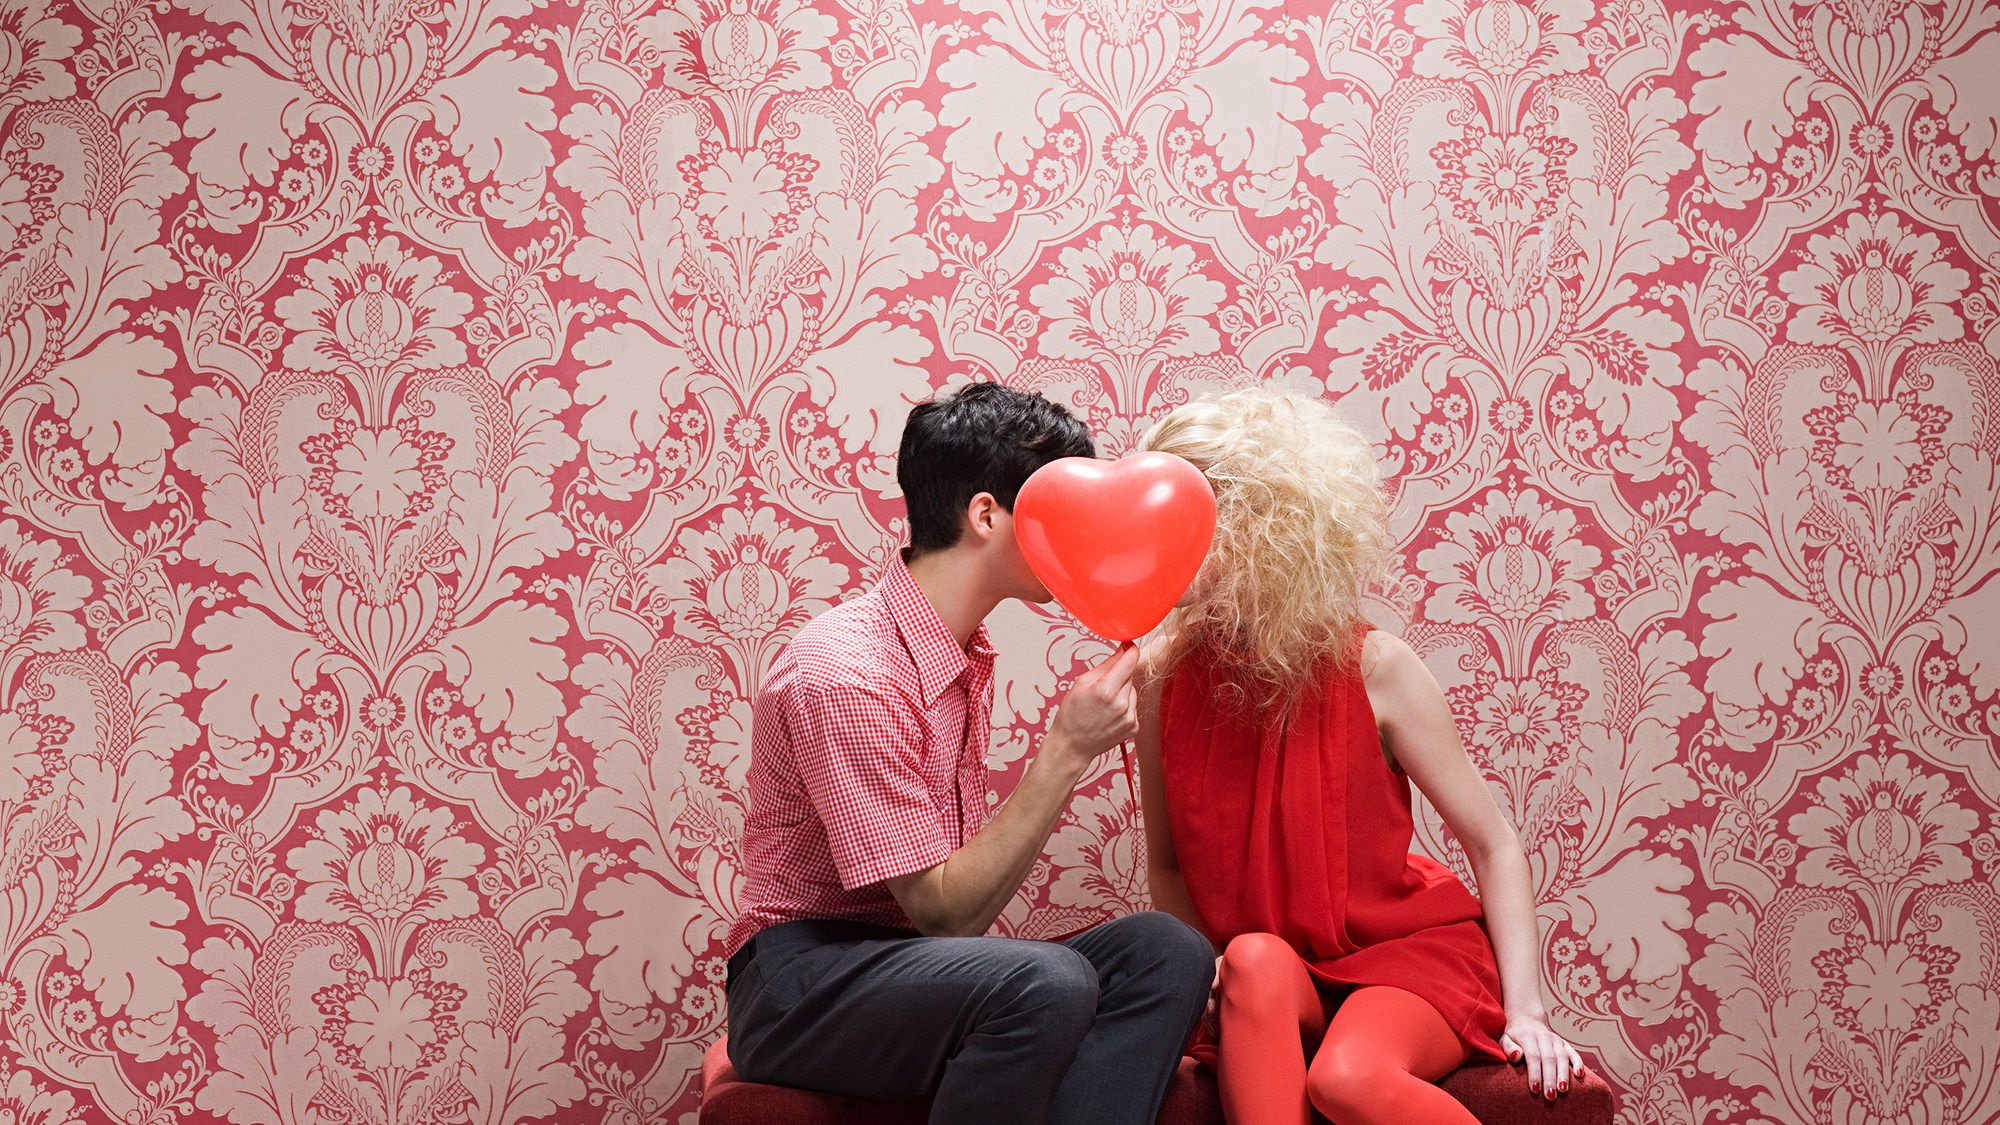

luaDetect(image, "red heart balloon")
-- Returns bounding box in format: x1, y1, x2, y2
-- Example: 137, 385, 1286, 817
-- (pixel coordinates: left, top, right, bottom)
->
1013, 452, 1217, 641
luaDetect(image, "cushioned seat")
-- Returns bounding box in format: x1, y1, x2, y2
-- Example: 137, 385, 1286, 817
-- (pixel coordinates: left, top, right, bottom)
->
700, 1036, 1615, 1125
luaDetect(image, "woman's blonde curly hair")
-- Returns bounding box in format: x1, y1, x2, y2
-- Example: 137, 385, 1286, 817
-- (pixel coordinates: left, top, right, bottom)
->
1140, 389, 1390, 711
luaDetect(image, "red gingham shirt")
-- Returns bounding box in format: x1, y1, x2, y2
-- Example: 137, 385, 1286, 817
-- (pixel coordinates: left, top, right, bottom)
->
726, 555, 996, 957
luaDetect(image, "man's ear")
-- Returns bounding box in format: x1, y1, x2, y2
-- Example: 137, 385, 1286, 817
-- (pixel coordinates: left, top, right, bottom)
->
962, 492, 1001, 544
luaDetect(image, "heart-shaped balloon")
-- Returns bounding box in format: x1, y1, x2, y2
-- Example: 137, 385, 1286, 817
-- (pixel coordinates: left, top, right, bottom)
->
1013, 452, 1217, 640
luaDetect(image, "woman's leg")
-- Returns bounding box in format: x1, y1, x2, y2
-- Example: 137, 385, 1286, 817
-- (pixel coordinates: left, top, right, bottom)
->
1215, 933, 1328, 1125
1306, 986, 1475, 1125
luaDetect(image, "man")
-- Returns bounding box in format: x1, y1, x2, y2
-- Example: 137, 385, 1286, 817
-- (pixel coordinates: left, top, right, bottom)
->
724, 383, 1213, 1124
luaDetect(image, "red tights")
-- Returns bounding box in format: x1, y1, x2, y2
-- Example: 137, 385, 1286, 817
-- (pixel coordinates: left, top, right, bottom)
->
1215, 933, 1474, 1125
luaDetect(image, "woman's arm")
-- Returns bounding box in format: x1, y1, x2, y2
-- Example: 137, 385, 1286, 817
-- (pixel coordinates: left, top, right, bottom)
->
1363, 632, 1584, 1097
1134, 668, 1210, 939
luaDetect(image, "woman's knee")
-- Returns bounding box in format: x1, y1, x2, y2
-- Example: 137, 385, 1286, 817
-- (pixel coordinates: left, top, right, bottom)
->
1305, 1051, 1378, 1120
1217, 932, 1303, 1007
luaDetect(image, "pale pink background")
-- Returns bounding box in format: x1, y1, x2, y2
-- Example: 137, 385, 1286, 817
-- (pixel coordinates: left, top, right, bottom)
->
0, 0, 1996, 1121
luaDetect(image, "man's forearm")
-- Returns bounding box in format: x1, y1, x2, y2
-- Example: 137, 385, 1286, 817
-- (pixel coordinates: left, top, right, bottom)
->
888, 738, 1085, 936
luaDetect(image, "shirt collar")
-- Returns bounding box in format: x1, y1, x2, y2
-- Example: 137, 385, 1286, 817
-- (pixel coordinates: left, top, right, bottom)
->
882, 553, 990, 706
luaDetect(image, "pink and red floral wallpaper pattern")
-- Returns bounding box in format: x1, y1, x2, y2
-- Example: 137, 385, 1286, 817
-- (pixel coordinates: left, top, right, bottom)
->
0, 0, 1996, 1121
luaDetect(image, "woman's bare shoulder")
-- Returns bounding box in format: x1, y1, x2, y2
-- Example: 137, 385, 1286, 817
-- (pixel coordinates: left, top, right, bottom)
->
1359, 628, 1420, 683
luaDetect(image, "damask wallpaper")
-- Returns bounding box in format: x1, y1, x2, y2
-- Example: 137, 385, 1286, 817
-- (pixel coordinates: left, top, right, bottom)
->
0, 0, 1995, 1122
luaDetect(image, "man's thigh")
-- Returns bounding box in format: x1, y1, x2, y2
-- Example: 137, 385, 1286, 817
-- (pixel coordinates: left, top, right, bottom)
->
728, 924, 1094, 1099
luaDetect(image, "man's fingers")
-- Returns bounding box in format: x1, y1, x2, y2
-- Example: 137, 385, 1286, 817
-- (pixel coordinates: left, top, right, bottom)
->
1076, 643, 1139, 692
1100, 642, 1142, 692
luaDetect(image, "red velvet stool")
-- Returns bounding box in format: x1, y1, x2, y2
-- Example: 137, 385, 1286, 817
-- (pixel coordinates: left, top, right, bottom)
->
700, 1036, 1615, 1125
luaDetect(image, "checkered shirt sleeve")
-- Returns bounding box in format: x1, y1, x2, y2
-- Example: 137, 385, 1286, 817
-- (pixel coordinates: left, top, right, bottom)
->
787, 676, 953, 892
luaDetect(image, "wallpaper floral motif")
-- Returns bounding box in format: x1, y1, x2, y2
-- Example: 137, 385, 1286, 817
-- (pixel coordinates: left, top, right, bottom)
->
0, 0, 1995, 1122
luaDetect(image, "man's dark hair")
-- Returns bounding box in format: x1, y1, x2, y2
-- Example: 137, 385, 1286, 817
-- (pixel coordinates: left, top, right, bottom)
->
898, 383, 1094, 555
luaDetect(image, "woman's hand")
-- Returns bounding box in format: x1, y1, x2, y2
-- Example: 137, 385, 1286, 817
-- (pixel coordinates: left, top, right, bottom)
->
1499, 1013, 1584, 1099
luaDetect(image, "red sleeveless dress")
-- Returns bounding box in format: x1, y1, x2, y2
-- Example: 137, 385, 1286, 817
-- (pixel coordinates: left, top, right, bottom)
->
1159, 644, 1508, 1060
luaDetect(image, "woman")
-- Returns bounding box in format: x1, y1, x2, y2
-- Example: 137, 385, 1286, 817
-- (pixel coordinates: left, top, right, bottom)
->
1135, 390, 1583, 1125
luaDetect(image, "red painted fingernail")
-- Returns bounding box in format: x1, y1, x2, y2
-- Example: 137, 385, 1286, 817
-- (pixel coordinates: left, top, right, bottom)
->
1560, 1082, 1569, 1093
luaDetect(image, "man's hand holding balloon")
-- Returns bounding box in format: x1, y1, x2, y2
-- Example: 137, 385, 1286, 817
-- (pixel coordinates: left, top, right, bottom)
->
1013, 451, 1217, 784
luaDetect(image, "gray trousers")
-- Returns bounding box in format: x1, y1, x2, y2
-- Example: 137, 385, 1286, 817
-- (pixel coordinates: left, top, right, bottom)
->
725, 912, 1213, 1125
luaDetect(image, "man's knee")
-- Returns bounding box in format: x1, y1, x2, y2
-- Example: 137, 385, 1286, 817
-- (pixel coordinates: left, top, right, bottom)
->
993, 941, 1099, 1031
1104, 911, 1214, 998
1146, 910, 1218, 965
